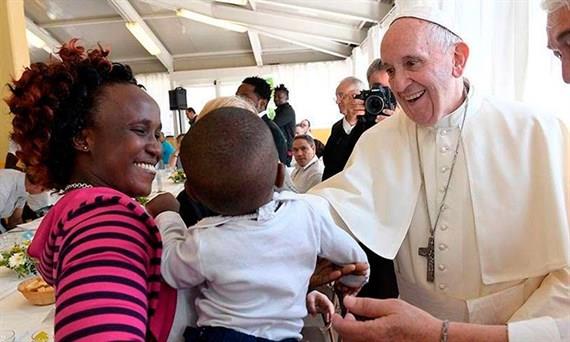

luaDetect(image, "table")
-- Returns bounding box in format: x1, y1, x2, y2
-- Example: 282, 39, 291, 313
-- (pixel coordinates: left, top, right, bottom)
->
0, 219, 54, 342
151, 169, 185, 198
0, 177, 184, 342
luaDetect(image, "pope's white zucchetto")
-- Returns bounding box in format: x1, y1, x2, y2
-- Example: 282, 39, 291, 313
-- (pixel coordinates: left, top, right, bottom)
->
389, 5, 463, 40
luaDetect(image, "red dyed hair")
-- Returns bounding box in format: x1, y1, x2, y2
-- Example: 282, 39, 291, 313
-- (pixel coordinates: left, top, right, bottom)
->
6, 39, 137, 190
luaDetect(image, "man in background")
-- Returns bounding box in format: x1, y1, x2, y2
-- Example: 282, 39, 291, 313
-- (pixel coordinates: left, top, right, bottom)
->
322, 58, 395, 181
322, 76, 366, 181
273, 84, 296, 165
290, 134, 323, 193
236, 77, 288, 165
322, 62, 399, 300
0, 169, 45, 233
297, 119, 312, 135
185, 107, 198, 130
545, 0, 570, 83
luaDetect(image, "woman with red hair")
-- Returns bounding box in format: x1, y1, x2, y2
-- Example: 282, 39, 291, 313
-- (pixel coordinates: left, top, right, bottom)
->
7, 39, 178, 341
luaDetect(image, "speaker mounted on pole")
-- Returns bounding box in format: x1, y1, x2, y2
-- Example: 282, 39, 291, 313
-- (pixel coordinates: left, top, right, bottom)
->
169, 87, 187, 110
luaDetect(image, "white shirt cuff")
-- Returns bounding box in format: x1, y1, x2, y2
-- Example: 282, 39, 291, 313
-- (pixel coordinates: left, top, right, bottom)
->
508, 316, 561, 342
155, 211, 187, 234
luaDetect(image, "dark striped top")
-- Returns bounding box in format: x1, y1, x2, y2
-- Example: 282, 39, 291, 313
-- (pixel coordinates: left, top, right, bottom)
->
28, 187, 176, 342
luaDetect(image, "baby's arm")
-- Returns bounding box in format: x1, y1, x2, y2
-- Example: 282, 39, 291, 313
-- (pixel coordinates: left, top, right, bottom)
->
308, 197, 370, 292
306, 290, 335, 324
154, 211, 206, 289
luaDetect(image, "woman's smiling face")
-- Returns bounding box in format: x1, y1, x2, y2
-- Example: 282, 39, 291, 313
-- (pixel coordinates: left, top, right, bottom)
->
81, 84, 162, 197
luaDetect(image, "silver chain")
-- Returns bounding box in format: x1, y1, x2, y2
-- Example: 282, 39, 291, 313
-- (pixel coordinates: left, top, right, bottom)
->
63, 182, 93, 193
415, 88, 469, 237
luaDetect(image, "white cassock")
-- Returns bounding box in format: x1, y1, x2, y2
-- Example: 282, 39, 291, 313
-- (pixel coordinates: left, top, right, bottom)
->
311, 83, 569, 341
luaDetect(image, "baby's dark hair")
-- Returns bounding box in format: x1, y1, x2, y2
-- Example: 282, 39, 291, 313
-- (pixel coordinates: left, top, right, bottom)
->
180, 107, 278, 215
6, 39, 138, 190
241, 76, 271, 101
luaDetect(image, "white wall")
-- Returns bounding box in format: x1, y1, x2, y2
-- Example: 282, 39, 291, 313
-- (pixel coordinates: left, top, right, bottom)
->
171, 59, 354, 130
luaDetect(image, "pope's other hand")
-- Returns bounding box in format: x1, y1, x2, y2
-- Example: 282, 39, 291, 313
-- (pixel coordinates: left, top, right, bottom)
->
332, 296, 441, 342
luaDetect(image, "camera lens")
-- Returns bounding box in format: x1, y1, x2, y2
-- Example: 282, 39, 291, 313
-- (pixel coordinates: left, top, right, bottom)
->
365, 95, 385, 116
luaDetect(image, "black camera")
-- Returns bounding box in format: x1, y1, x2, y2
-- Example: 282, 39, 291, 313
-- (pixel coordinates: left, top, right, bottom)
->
354, 86, 397, 123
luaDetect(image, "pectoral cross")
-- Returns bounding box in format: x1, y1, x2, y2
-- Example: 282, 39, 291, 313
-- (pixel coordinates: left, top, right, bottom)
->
418, 236, 435, 282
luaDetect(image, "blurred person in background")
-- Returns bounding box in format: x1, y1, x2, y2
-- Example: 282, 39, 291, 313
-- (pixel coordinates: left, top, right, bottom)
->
273, 84, 297, 165
544, 0, 570, 83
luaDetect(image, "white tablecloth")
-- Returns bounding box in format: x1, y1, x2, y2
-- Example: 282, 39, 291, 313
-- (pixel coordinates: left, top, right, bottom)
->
151, 170, 185, 198
0, 227, 53, 342
0, 178, 184, 342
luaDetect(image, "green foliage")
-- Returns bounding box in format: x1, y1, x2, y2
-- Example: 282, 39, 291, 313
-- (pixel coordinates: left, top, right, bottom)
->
0, 240, 37, 278
169, 169, 187, 184
136, 196, 149, 205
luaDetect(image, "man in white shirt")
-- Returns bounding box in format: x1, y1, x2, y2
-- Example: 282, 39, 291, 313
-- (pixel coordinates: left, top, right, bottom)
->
312, 5, 569, 342
545, 0, 570, 83
0, 169, 45, 233
290, 134, 323, 193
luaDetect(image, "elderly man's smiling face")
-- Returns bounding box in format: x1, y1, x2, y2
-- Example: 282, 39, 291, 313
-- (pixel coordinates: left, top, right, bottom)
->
547, 5, 570, 83
381, 18, 468, 126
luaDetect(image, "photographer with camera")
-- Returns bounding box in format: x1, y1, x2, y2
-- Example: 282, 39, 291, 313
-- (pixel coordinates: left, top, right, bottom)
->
322, 59, 396, 182
322, 60, 399, 303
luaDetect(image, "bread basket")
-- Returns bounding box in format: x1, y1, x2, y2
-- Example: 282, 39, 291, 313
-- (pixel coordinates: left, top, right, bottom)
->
17, 276, 55, 306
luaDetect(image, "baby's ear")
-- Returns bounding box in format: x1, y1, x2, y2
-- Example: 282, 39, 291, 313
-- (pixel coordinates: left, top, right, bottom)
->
274, 163, 285, 188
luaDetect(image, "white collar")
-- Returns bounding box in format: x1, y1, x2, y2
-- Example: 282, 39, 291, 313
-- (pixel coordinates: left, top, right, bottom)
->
192, 191, 298, 228
432, 81, 473, 129
258, 110, 267, 118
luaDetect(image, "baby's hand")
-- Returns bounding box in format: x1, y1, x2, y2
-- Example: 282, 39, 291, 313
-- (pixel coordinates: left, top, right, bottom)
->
145, 193, 180, 217
306, 290, 335, 324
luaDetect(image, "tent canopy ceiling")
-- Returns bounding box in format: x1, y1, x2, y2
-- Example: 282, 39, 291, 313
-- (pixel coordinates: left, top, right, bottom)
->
25, 0, 394, 74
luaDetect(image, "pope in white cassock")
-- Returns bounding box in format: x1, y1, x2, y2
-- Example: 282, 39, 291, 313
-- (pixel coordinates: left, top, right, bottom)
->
311, 5, 569, 342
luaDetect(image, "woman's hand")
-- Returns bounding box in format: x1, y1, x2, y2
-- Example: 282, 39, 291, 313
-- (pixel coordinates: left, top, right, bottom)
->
332, 296, 441, 342
310, 258, 369, 289
145, 193, 180, 217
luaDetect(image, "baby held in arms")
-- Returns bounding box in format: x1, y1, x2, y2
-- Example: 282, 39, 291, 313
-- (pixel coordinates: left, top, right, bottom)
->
147, 107, 369, 341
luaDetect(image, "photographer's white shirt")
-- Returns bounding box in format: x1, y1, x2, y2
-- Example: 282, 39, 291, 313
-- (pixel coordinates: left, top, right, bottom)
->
342, 117, 356, 134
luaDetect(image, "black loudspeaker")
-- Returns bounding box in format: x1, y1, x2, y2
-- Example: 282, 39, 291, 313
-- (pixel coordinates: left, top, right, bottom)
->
169, 87, 187, 110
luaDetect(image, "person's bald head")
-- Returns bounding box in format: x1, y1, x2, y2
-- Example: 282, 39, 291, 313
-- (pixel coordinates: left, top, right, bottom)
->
381, 18, 469, 126
180, 107, 279, 215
